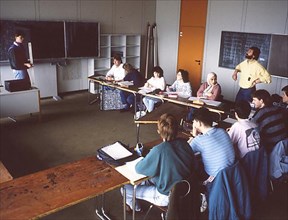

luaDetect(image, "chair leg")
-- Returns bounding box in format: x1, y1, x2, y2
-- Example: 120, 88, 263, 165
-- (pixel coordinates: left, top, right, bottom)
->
143, 204, 154, 220
270, 179, 274, 192
161, 212, 166, 220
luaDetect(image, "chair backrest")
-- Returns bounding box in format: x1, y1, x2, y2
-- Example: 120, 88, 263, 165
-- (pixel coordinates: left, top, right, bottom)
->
208, 162, 252, 220
166, 174, 200, 220
240, 147, 269, 204
269, 138, 288, 179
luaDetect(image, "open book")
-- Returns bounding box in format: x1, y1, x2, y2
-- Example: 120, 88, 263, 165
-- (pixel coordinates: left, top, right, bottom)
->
115, 157, 147, 184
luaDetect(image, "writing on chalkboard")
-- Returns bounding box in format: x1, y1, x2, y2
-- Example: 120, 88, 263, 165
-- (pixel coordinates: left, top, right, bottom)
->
219, 31, 271, 69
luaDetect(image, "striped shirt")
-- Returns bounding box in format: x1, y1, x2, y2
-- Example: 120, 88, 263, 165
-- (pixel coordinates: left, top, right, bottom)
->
251, 105, 287, 153
189, 127, 235, 177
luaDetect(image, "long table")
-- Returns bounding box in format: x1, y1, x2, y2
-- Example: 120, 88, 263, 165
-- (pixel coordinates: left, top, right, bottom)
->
88, 75, 228, 115
88, 75, 230, 142
0, 156, 128, 220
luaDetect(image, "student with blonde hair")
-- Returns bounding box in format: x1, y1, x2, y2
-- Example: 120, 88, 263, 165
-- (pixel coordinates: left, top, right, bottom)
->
121, 113, 196, 212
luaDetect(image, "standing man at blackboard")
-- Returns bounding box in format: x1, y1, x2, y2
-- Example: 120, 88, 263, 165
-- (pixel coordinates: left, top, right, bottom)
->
7, 31, 32, 86
232, 46, 271, 103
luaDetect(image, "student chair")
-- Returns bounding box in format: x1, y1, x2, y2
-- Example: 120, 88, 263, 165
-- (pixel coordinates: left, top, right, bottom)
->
144, 174, 200, 220
269, 138, 288, 191
208, 161, 252, 220
240, 147, 269, 213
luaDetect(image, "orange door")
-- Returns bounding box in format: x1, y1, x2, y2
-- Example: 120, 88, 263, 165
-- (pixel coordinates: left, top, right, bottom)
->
177, 0, 207, 95
177, 27, 205, 95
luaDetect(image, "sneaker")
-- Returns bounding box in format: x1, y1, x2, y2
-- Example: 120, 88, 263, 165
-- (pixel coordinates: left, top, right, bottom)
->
200, 193, 208, 213
134, 111, 146, 120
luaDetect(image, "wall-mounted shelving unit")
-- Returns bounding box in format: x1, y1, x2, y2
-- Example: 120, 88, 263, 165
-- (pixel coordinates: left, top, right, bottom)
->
93, 34, 141, 76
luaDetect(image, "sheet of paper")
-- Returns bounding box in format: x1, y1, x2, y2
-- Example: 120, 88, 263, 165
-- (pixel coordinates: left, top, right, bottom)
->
138, 87, 154, 94
115, 157, 147, 184
223, 117, 237, 124
188, 96, 200, 101
101, 142, 132, 160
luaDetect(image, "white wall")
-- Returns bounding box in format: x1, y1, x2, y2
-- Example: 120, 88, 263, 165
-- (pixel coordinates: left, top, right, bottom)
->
156, 0, 181, 84
202, 0, 288, 101
0, 0, 156, 96
1, 0, 287, 100
156, 0, 288, 101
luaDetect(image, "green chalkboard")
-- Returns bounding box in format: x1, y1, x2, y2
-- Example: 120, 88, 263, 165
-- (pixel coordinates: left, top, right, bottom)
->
219, 31, 271, 69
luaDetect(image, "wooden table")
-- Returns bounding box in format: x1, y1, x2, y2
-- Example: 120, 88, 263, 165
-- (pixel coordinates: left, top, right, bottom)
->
134, 102, 189, 142
0, 156, 129, 220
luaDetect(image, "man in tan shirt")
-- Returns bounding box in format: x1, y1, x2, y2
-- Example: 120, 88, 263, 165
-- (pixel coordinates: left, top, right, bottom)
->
232, 46, 271, 103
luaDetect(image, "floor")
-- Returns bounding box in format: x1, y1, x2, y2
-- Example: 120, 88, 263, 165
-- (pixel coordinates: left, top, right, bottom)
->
0, 91, 287, 220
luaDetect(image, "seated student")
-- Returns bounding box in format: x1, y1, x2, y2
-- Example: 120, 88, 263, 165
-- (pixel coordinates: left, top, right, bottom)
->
105, 54, 125, 81
142, 66, 166, 112
197, 72, 222, 101
121, 113, 197, 212
251, 89, 287, 154
227, 100, 260, 159
188, 107, 235, 184
281, 85, 288, 106
119, 63, 145, 112
101, 54, 126, 110
187, 72, 222, 121
166, 69, 192, 97
280, 85, 288, 130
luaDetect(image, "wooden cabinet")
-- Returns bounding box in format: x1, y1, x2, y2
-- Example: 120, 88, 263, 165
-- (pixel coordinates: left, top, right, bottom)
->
93, 34, 141, 76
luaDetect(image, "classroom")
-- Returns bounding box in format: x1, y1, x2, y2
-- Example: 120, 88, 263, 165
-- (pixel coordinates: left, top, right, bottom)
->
0, 0, 287, 220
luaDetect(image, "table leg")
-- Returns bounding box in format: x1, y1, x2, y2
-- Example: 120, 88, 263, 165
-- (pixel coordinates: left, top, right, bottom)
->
136, 123, 140, 143
88, 80, 100, 105
95, 195, 108, 220
132, 185, 137, 220
123, 187, 126, 220
101, 194, 111, 220
95, 198, 105, 220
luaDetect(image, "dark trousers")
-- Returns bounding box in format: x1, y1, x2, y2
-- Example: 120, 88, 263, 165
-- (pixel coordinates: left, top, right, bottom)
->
235, 86, 256, 103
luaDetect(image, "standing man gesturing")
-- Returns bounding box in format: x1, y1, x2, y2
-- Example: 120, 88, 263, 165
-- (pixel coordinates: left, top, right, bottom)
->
8, 31, 32, 86
232, 46, 271, 103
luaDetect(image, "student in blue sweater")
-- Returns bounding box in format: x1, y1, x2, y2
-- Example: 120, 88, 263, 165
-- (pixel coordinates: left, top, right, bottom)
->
119, 63, 144, 112
121, 113, 197, 212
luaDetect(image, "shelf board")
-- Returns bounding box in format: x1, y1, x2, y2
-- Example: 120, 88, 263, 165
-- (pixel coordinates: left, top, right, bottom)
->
94, 67, 110, 71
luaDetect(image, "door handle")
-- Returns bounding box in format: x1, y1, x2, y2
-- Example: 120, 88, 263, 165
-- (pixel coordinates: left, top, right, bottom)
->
195, 60, 201, 65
